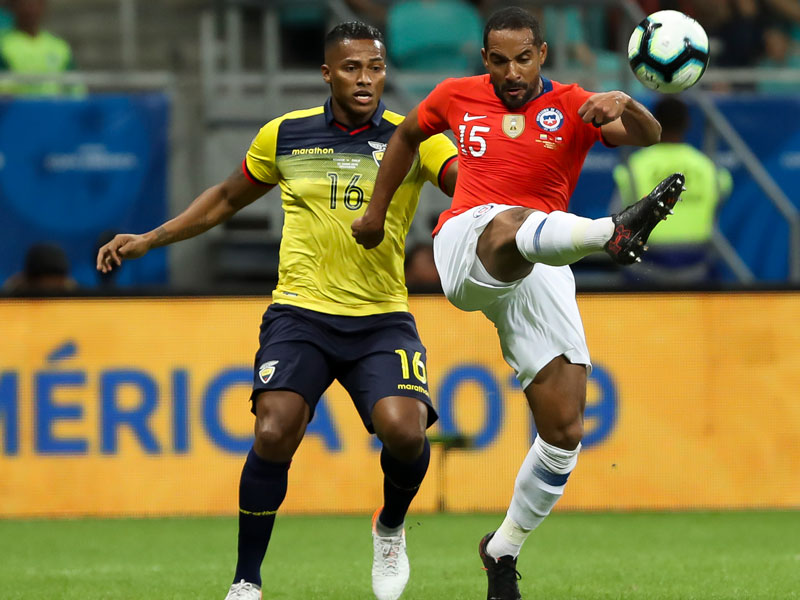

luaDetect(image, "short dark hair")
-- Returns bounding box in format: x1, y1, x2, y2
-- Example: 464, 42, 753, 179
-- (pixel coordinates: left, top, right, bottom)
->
483, 7, 542, 49
653, 97, 689, 134
24, 243, 70, 278
325, 21, 384, 53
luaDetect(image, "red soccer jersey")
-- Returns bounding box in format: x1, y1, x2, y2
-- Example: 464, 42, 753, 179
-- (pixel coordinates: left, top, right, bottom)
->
417, 74, 609, 235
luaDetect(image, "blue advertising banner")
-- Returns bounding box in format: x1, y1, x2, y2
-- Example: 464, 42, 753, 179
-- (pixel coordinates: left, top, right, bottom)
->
570, 95, 800, 282
0, 94, 169, 287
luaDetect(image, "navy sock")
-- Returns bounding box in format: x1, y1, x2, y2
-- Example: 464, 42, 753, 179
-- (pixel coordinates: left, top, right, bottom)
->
379, 438, 431, 529
233, 448, 290, 587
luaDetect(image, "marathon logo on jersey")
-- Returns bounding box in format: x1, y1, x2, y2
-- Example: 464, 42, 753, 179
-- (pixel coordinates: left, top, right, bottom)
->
369, 141, 387, 166
536, 108, 564, 132
291, 147, 334, 155
502, 114, 525, 139
258, 360, 279, 384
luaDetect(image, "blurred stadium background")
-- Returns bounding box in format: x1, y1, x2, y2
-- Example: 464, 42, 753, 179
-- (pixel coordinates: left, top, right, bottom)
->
1, 0, 799, 598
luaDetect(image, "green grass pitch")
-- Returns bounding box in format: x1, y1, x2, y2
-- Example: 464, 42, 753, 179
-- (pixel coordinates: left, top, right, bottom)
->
1, 511, 798, 599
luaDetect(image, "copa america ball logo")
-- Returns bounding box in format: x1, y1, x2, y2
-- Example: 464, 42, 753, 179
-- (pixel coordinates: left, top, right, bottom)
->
536, 107, 564, 132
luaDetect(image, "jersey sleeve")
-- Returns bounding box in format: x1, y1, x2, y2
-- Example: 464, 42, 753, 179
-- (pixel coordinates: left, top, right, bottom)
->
244, 118, 281, 185
417, 78, 458, 135
418, 133, 458, 190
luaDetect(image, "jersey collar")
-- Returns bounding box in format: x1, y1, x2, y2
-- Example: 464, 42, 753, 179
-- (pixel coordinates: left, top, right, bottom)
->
324, 97, 386, 133
537, 76, 554, 98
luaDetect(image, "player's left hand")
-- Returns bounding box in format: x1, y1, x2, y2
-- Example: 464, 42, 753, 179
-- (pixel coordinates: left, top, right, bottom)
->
578, 91, 630, 127
351, 211, 385, 249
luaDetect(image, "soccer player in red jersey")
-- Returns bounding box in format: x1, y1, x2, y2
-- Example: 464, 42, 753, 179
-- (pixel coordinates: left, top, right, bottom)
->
352, 7, 685, 599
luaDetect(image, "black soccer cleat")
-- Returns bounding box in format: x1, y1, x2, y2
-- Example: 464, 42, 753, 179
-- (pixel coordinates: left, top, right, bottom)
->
479, 531, 522, 600
605, 172, 686, 265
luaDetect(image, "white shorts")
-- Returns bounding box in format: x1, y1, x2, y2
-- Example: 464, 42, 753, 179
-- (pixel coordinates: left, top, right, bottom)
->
433, 204, 591, 388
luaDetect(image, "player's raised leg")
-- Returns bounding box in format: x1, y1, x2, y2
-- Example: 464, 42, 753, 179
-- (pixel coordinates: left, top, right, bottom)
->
476, 172, 685, 282
481, 357, 586, 600
225, 390, 310, 600
369, 395, 431, 600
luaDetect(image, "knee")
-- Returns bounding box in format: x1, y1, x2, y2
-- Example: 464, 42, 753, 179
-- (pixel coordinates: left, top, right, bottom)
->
539, 419, 583, 450
379, 424, 427, 463
254, 415, 303, 461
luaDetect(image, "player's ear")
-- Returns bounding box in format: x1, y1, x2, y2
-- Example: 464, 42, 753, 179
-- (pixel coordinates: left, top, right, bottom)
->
321, 63, 331, 84
539, 42, 548, 66
480, 47, 488, 69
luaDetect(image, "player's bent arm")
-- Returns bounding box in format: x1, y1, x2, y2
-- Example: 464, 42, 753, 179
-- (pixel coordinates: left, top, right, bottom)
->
441, 160, 458, 198
352, 105, 432, 249
599, 94, 661, 147
97, 170, 273, 272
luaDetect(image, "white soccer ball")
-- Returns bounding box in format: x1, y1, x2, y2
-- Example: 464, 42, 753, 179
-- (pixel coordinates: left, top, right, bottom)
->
627, 10, 709, 93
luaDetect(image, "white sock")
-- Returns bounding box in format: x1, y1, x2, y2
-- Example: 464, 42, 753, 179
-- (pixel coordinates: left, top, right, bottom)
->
487, 435, 581, 559
515, 211, 614, 266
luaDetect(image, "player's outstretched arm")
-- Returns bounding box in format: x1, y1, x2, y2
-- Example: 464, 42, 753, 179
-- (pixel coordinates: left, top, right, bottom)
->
352, 106, 432, 249
97, 170, 273, 273
578, 91, 661, 147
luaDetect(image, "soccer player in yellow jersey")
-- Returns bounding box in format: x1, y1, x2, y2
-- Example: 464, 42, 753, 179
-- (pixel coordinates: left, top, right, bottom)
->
97, 21, 458, 600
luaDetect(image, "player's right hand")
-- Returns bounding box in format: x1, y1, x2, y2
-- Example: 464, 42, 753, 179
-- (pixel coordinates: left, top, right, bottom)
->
351, 213, 385, 249
96, 233, 151, 273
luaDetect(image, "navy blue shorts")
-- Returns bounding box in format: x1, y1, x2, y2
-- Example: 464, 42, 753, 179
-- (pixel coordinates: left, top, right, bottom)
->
250, 303, 437, 433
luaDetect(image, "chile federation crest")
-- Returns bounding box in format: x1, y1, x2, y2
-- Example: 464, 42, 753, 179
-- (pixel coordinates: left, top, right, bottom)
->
536, 107, 564, 132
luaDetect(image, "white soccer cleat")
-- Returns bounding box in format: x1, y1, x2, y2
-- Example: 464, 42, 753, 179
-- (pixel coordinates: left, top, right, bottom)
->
371, 508, 410, 600
224, 579, 261, 600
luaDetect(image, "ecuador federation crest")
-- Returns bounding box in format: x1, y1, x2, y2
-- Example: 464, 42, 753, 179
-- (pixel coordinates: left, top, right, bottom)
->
258, 360, 279, 384
502, 114, 525, 139
369, 140, 387, 166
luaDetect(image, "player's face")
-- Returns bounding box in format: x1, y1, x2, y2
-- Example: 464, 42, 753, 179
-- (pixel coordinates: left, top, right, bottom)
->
482, 28, 548, 110
322, 38, 386, 127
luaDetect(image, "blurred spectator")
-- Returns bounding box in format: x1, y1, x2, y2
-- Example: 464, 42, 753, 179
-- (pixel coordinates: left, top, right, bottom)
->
543, 5, 623, 91
386, 0, 483, 73
0, 0, 84, 96
758, 23, 800, 92
0, 1, 13, 32
694, 0, 763, 70
612, 98, 733, 284
637, 1, 697, 16
274, 1, 326, 68
404, 243, 441, 292
3, 242, 78, 293
345, 0, 390, 28
764, 0, 800, 28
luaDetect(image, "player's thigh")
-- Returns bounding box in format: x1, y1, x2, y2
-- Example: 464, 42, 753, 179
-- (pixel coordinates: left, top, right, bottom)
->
251, 304, 336, 399
434, 203, 522, 312
337, 341, 437, 436
484, 263, 591, 392
475, 206, 535, 282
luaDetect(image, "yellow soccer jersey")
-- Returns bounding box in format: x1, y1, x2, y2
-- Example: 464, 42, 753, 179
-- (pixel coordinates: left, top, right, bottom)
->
244, 99, 457, 316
